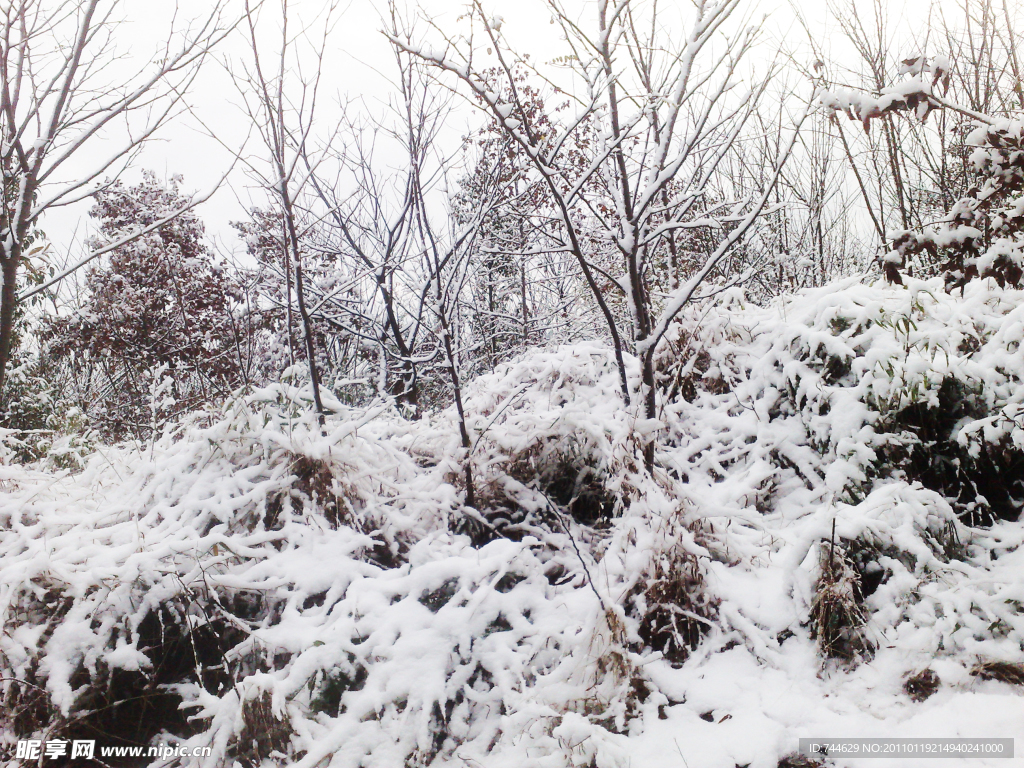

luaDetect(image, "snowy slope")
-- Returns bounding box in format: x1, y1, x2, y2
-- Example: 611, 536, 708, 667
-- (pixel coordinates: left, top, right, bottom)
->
1, 276, 1023, 768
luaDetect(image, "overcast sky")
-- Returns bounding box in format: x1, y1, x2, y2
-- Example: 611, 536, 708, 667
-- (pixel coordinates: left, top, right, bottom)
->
41, 0, 941, 274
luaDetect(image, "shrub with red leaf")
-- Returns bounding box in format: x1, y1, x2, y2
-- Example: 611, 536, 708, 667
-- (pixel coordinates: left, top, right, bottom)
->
47, 173, 244, 437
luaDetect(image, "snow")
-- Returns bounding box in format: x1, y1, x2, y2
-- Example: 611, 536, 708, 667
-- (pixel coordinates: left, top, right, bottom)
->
2, 277, 1024, 766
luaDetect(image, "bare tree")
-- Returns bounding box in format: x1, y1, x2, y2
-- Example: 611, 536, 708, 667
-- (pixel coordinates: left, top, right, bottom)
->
0, 0, 234, 397
415, 170, 504, 510
232, 0, 337, 422
300, 77, 433, 411
301, 39, 513, 505
749, 103, 861, 295
393, 0, 806, 468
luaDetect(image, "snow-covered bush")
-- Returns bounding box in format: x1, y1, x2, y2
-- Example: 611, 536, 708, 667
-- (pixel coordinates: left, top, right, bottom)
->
0, 378, 657, 766
656, 278, 1022, 675
3, 275, 1024, 767
461, 344, 644, 534
662, 277, 1024, 522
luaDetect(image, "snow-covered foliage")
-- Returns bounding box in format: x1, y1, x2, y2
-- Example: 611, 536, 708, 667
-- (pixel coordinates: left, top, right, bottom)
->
888, 118, 1024, 289
45, 173, 244, 439
817, 55, 952, 131
819, 56, 1024, 291
2, 276, 1024, 767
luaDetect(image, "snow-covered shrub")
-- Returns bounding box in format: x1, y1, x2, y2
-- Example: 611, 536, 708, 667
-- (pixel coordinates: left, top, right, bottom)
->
0, 387, 422, 759
0, 352, 67, 463
460, 344, 644, 534
4, 275, 1024, 767
654, 277, 1024, 677
0, 378, 659, 767
662, 278, 1024, 523
622, 507, 716, 665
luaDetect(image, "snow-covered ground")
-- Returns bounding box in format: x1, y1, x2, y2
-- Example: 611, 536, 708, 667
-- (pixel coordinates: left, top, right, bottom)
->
2, 276, 1023, 767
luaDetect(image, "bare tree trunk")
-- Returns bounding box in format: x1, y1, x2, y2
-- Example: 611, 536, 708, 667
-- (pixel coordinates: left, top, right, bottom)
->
281, 183, 325, 421
641, 351, 657, 470
238, 0, 331, 424
295, 262, 325, 422
417, 183, 477, 506
439, 308, 475, 508
0, 254, 20, 396
521, 257, 529, 348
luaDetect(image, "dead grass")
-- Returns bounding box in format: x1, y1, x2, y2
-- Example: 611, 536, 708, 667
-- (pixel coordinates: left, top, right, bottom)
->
626, 519, 716, 666
577, 607, 650, 734
810, 539, 873, 663
970, 660, 1024, 686
263, 453, 357, 531
657, 333, 732, 403
236, 690, 292, 766
904, 668, 941, 702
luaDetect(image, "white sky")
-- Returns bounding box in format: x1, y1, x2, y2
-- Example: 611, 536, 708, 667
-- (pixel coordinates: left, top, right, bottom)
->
39, 0, 953, 275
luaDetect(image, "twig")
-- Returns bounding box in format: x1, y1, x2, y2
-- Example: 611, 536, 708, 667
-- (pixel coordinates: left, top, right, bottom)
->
542, 494, 607, 612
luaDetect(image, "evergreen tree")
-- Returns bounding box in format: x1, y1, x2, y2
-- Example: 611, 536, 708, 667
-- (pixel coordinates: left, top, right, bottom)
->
47, 173, 243, 437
